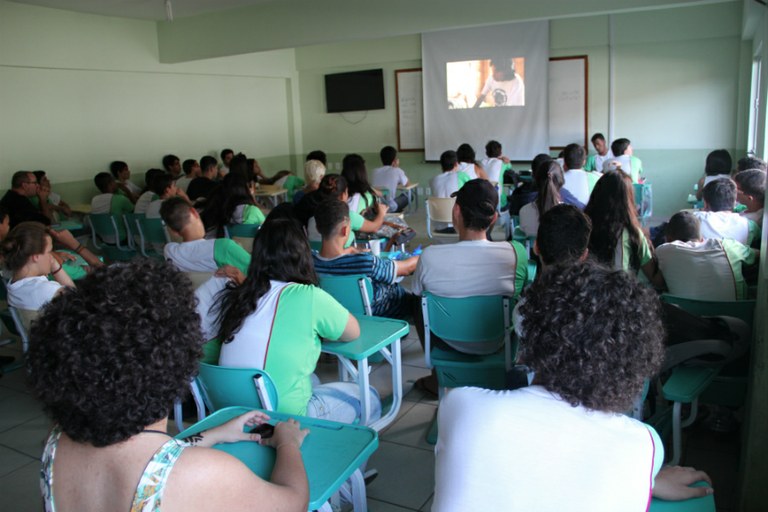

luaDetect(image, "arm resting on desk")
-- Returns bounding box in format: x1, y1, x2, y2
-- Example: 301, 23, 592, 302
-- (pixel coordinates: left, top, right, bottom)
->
337, 314, 360, 342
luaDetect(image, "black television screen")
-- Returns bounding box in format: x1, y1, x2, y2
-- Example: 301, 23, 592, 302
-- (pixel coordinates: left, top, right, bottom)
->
325, 69, 385, 113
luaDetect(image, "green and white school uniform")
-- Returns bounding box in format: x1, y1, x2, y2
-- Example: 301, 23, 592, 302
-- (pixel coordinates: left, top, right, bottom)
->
164, 238, 251, 274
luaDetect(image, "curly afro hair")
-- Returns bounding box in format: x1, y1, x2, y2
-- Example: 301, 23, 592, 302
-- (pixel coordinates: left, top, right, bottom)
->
519, 260, 665, 413
26, 259, 203, 447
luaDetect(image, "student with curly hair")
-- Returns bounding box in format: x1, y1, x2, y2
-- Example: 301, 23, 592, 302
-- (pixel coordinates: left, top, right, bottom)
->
27, 259, 310, 512
433, 261, 713, 511
585, 170, 665, 288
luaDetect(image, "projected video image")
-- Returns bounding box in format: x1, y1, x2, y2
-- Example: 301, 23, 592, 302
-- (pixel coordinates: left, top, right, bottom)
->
447, 57, 525, 109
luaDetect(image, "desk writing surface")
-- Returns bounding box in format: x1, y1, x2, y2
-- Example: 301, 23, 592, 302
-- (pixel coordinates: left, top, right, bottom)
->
255, 185, 287, 196
398, 183, 418, 191
176, 406, 378, 509
322, 316, 409, 360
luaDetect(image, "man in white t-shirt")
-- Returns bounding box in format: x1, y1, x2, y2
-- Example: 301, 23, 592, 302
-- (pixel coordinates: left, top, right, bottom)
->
433, 261, 713, 512
562, 143, 592, 205
429, 150, 470, 198
109, 161, 141, 203
175, 159, 201, 194
693, 178, 759, 246
479, 140, 510, 184
371, 146, 410, 212
734, 169, 765, 227
472, 58, 524, 107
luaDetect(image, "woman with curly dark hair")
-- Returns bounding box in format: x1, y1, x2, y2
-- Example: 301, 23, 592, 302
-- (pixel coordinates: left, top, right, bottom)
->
433, 261, 713, 511
28, 259, 309, 512
584, 170, 665, 288
213, 217, 380, 423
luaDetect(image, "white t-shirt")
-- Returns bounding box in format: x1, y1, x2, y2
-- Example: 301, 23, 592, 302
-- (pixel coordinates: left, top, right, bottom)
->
371, 165, 408, 200
593, 150, 614, 172
692, 210, 757, 245
165, 239, 218, 273
121, 180, 142, 196
479, 75, 525, 106
134, 191, 156, 215
145, 199, 163, 219
563, 168, 591, 205
195, 275, 229, 342
7, 276, 63, 311
457, 162, 477, 180
430, 171, 464, 198
480, 157, 504, 183
433, 386, 662, 512
741, 207, 763, 226
175, 176, 194, 193
90, 193, 113, 215
518, 202, 541, 237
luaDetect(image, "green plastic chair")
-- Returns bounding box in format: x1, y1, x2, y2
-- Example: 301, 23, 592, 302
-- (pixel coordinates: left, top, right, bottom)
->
136, 217, 171, 258
634, 182, 653, 226
176, 406, 377, 512
224, 223, 260, 252
196, 362, 280, 412
318, 274, 374, 317
88, 213, 137, 261
123, 212, 144, 250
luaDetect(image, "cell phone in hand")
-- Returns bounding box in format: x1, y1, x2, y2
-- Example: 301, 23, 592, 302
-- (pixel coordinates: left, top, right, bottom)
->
249, 423, 275, 439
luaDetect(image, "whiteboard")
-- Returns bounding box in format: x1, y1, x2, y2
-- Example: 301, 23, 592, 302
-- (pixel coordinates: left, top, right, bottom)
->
548, 56, 588, 149
395, 69, 424, 151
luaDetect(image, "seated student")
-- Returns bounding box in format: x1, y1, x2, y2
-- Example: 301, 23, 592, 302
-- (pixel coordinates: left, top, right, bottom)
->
30, 171, 72, 218
736, 155, 767, 173
90, 172, 135, 244
1, 222, 75, 311
27, 259, 310, 512
604, 137, 643, 184
456, 143, 488, 181
694, 178, 759, 246
213, 217, 381, 423
341, 154, 380, 215
293, 159, 326, 205
480, 140, 510, 183
203, 170, 267, 237
175, 159, 201, 194
734, 169, 765, 226
519, 161, 565, 237
430, 150, 471, 198
372, 146, 411, 212
162, 153, 182, 180
433, 261, 713, 512
145, 173, 189, 219
109, 160, 141, 202
695, 149, 732, 201
561, 143, 592, 205
161, 196, 250, 275
306, 150, 328, 166
585, 171, 664, 288
0, 171, 53, 228
312, 199, 417, 319
584, 132, 614, 172
508, 153, 552, 215
657, 211, 757, 301
188, 156, 220, 204
535, 204, 592, 267
219, 148, 234, 177
134, 168, 165, 215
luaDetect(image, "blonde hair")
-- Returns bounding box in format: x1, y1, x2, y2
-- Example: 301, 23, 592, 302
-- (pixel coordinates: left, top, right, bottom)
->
304, 159, 326, 186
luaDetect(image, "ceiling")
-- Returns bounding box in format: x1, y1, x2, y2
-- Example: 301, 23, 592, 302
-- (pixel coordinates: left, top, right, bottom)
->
7, 0, 274, 20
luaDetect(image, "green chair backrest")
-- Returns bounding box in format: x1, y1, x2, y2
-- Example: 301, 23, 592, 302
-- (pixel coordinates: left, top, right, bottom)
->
196, 362, 279, 412
139, 217, 171, 245
89, 213, 127, 247
225, 223, 261, 238
123, 213, 145, 248
423, 292, 509, 344
661, 294, 756, 330
318, 274, 374, 316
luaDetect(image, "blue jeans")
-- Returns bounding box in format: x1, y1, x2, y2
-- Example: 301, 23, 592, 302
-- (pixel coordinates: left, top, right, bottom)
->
306, 377, 382, 424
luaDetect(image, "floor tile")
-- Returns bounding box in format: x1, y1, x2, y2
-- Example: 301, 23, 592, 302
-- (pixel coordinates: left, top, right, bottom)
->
401, 339, 428, 369
419, 493, 434, 511
0, 414, 51, 459
0, 389, 43, 433
367, 498, 418, 512
366, 441, 435, 510
0, 460, 41, 509
0, 444, 37, 478
381, 403, 437, 451
0, 366, 33, 395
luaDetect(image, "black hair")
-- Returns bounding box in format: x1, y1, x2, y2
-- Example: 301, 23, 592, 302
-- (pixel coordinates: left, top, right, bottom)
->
0, 221, 49, 272
306, 150, 328, 166
12, 171, 31, 189
534, 161, 564, 217
440, 150, 458, 172
182, 159, 198, 176
590, 133, 606, 143
563, 143, 586, 170
229, 154, 250, 179
665, 211, 700, 243
341, 154, 376, 209
162, 154, 179, 172
733, 169, 766, 205
109, 161, 128, 178
736, 156, 767, 173
160, 196, 192, 232
456, 144, 476, 164
220, 148, 234, 161
315, 199, 351, 239
200, 156, 218, 174
584, 171, 646, 271
702, 178, 737, 212
380, 146, 397, 166
610, 138, 631, 157
26, 259, 202, 447
318, 173, 348, 200
519, 260, 665, 412
536, 204, 592, 266
490, 58, 515, 81
0, 205, 8, 225
485, 140, 502, 158
531, 153, 553, 172
33, 170, 46, 183
151, 173, 173, 196
215, 218, 318, 344
144, 168, 165, 191
704, 149, 732, 176
94, 172, 114, 193
203, 172, 257, 236
457, 180, 498, 231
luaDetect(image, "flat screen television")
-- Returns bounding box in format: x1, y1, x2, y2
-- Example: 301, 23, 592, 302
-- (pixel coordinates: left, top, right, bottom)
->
325, 69, 385, 113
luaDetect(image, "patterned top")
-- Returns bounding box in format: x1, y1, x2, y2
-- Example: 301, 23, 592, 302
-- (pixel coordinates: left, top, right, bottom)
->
42, 426, 189, 512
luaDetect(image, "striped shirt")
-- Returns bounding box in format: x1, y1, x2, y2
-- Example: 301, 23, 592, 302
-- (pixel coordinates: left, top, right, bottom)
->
313, 252, 407, 318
